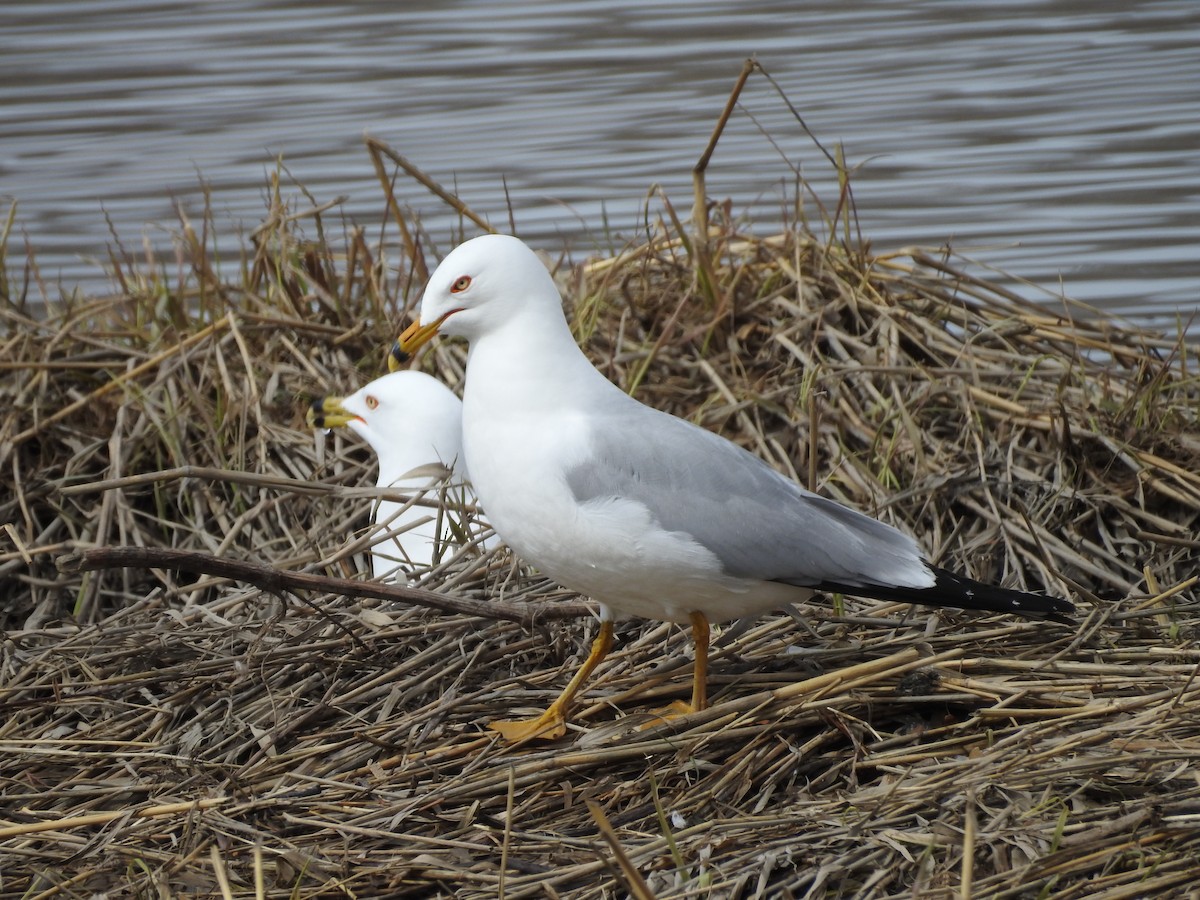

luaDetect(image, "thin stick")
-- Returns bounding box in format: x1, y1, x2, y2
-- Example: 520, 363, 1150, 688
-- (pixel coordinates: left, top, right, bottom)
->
58, 465, 480, 513
366, 135, 426, 284
961, 790, 976, 900
366, 136, 494, 235
59, 465, 336, 497
690, 58, 755, 305
57, 546, 590, 624
0, 797, 226, 840
587, 801, 657, 900
693, 58, 758, 223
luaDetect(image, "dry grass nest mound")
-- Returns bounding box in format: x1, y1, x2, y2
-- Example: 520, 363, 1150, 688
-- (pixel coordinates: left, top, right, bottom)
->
2, 187, 1199, 898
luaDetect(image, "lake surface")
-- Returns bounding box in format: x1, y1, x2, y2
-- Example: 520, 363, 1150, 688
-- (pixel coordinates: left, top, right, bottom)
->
2, 0, 1197, 322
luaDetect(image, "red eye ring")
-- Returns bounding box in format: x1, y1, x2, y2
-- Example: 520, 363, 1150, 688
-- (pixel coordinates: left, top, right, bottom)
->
365, 395, 379, 410
450, 275, 471, 293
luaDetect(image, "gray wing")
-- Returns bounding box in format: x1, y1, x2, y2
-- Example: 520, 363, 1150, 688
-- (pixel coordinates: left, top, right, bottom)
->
564, 402, 932, 590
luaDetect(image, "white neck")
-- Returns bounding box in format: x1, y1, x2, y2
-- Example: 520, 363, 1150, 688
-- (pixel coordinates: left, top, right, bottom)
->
461, 305, 618, 414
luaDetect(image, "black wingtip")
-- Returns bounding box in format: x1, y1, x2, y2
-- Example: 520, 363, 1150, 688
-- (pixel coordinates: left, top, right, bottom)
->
926, 567, 1075, 623
815, 566, 1075, 624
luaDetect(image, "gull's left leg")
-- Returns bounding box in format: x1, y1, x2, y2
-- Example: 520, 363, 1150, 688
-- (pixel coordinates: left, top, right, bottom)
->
657, 611, 710, 718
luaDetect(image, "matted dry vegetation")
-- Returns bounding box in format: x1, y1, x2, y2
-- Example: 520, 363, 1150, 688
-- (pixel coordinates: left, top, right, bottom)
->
2, 144, 1200, 899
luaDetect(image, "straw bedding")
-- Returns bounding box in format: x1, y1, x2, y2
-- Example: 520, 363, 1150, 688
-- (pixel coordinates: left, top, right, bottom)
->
2, 175, 1199, 898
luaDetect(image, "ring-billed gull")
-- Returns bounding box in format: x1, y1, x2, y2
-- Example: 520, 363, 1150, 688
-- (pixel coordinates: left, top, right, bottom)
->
389, 234, 1074, 741
308, 370, 483, 580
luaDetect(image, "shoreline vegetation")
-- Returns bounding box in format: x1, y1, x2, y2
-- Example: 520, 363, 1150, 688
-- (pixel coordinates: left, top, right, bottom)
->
3, 80, 1200, 895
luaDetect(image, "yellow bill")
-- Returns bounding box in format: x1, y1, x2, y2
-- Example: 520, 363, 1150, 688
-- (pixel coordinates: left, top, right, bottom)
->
387, 314, 452, 372
305, 396, 359, 429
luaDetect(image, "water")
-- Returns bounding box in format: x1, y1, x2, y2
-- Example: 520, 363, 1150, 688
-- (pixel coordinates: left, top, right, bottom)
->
2, 0, 1197, 322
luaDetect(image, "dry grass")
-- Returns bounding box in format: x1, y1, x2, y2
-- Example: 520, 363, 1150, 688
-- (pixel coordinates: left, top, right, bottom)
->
2, 142, 1199, 898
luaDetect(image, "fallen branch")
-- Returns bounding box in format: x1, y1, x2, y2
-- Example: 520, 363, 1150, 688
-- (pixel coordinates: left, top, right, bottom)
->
58, 546, 590, 625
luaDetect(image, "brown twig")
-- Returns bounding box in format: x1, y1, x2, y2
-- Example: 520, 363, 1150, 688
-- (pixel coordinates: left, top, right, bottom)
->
366, 135, 494, 236
58, 546, 590, 624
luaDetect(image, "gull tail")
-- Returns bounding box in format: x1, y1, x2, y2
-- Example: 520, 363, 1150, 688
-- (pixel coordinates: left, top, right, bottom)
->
818, 566, 1075, 625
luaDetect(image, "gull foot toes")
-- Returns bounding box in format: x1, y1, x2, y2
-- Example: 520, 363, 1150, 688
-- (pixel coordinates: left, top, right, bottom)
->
638, 699, 699, 730
488, 712, 568, 743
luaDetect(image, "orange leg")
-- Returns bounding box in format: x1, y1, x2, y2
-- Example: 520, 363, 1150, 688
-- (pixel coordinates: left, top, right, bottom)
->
655, 611, 711, 719
690, 610, 710, 712
489, 619, 614, 742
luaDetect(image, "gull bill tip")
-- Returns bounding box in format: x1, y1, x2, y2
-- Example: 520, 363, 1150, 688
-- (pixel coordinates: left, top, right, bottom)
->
387, 341, 408, 371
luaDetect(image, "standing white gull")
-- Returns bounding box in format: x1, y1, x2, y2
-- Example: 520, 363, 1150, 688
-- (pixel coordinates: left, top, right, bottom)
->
389, 234, 1074, 741
308, 370, 484, 580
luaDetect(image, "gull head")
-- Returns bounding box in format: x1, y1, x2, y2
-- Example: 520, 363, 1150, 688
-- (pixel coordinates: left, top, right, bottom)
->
389, 234, 557, 370
307, 370, 462, 466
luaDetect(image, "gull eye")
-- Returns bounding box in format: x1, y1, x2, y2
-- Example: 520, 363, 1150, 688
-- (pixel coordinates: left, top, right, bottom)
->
450, 275, 472, 293
365, 394, 379, 410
